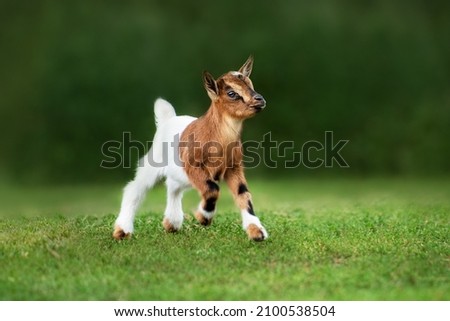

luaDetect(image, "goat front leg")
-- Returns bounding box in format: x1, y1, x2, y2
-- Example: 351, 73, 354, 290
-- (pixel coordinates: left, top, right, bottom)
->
186, 167, 220, 226
225, 167, 268, 241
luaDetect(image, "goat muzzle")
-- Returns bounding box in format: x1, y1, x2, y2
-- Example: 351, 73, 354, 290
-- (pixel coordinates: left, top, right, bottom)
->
251, 94, 266, 111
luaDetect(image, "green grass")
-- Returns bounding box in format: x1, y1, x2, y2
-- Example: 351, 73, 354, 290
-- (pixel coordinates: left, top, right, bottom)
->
1, 178, 449, 300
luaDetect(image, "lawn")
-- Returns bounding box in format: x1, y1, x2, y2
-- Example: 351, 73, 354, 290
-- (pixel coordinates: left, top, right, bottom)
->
0, 178, 449, 300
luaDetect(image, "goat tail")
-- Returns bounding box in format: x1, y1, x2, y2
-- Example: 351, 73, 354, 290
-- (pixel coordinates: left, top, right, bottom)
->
154, 98, 176, 127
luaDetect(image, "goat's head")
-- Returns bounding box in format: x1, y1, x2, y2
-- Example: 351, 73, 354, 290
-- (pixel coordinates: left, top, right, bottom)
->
203, 56, 266, 119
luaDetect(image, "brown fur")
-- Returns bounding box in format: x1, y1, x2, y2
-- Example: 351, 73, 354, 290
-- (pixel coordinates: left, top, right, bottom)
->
246, 223, 265, 241
194, 211, 213, 226
224, 166, 252, 210
180, 57, 266, 224
113, 226, 130, 240
163, 218, 178, 233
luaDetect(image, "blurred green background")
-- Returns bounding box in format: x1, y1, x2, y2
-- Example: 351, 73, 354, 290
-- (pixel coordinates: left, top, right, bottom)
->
1, 0, 449, 184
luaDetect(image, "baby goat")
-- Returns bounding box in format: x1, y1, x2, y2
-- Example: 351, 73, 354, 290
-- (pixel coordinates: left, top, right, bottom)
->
113, 56, 268, 241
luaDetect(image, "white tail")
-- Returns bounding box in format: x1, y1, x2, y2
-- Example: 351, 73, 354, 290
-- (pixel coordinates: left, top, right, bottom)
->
154, 98, 176, 127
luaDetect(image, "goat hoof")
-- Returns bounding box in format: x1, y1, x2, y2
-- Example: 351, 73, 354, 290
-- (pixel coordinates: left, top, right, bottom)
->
163, 218, 180, 233
113, 226, 131, 240
246, 224, 266, 242
195, 211, 213, 226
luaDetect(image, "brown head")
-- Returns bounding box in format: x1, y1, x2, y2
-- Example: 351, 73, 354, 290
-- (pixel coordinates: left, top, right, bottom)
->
203, 56, 266, 120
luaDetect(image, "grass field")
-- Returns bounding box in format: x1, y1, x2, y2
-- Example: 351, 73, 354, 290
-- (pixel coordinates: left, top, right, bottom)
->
1, 178, 449, 300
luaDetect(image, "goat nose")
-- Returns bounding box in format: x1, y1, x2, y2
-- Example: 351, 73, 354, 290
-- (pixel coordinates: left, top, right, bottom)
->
253, 94, 266, 107
254, 94, 264, 101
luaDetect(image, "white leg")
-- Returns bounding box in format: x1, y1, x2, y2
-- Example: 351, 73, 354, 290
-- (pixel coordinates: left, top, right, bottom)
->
162, 178, 186, 232
113, 165, 161, 239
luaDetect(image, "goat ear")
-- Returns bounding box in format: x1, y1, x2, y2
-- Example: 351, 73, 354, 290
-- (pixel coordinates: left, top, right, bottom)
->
238, 55, 254, 77
203, 71, 218, 100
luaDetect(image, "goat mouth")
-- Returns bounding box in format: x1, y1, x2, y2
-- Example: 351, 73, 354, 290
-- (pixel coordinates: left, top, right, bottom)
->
251, 104, 266, 112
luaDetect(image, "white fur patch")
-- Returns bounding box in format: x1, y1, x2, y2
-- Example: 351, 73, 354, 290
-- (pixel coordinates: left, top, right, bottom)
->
241, 209, 269, 239
231, 71, 244, 77
198, 204, 216, 219
115, 100, 196, 235
154, 98, 176, 127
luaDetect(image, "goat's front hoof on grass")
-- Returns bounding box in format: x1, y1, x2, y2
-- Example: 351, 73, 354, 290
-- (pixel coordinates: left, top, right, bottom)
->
113, 226, 131, 240
163, 218, 181, 233
246, 224, 267, 242
194, 211, 213, 226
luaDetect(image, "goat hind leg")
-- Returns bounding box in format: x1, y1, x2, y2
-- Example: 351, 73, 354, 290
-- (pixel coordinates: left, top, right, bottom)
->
162, 178, 186, 232
113, 166, 160, 240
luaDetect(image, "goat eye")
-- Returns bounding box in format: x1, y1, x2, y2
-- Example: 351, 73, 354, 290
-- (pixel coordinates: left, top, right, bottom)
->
227, 91, 238, 99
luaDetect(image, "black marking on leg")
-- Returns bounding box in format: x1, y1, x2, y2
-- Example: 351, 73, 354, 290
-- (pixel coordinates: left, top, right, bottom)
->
247, 200, 255, 215
206, 179, 219, 192
204, 197, 217, 212
214, 171, 222, 182
238, 183, 248, 195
